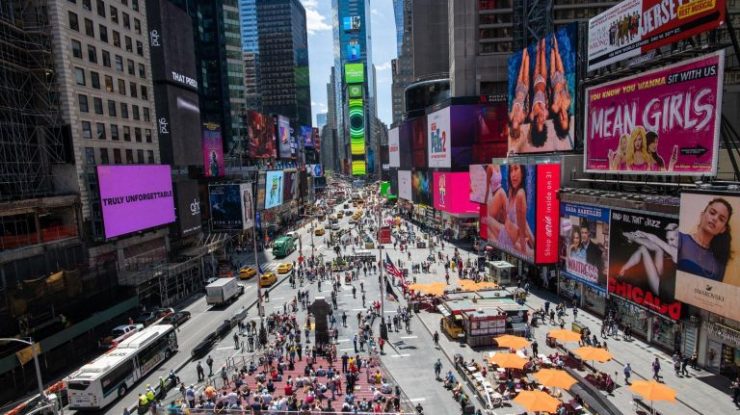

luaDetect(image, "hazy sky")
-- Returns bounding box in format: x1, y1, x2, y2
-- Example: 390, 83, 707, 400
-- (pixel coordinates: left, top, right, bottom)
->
301, 0, 397, 126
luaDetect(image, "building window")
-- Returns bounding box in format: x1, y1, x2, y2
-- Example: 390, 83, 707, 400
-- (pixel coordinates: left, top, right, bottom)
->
93, 97, 103, 114
143, 107, 150, 122
120, 102, 128, 118
113, 148, 122, 163
117, 78, 126, 95
99, 25, 108, 42
82, 0, 91, 11
85, 147, 95, 165
78, 94, 89, 112
140, 85, 148, 100
125, 36, 132, 53
127, 59, 134, 75
71, 39, 82, 58
115, 55, 123, 71
102, 50, 111, 67
82, 121, 92, 139
123, 126, 131, 141
74, 67, 85, 85
134, 18, 141, 35
132, 105, 139, 120
68, 12, 79, 31
123, 13, 130, 30
125, 149, 133, 164
138, 63, 145, 78
104, 75, 113, 92
132, 0, 139, 12
96, 122, 106, 140
113, 30, 120, 47
100, 148, 109, 164
145, 129, 152, 143
90, 71, 100, 89
136, 149, 144, 163
110, 6, 118, 24
84, 18, 94, 37
111, 124, 119, 140
87, 45, 97, 63
134, 127, 142, 142
136, 40, 143, 56
107, 99, 116, 116
147, 150, 154, 163
96, 0, 106, 17
129, 82, 137, 98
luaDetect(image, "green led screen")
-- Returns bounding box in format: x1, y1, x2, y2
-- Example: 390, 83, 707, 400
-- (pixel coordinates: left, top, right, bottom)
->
349, 98, 365, 156
344, 63, 364, 84
352, 160, 367, 175
348, 84, 363, 98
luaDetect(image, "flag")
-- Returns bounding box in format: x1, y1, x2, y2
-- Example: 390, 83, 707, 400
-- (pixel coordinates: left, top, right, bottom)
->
385, 276, 399, 302
384, 253, 403, 280
258, 263, 266, 274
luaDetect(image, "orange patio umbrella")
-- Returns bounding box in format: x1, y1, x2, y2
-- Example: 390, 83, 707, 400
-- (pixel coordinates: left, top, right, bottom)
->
513, 390, 561, 413
534, 369, 578, 390
488, 352, 528, 370
629, 380, 676, 414
408, 282, 447, 296
459, 279, 499, 292
547, 329, 582, 343
573, 346, 613, 363
494, 334, 530, 350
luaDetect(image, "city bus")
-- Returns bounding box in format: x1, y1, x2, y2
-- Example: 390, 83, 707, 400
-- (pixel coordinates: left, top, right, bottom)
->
65, 324, 178, 410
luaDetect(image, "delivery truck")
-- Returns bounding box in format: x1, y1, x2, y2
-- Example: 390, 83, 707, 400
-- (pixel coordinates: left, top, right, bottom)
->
206, 278, 240, 306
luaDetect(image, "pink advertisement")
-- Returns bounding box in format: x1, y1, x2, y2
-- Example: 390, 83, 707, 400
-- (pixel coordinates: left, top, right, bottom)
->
584, 51, 724, 176
202, 123, 225, 177
535, 164, 560, 264
97, 165, 176, 239
433, 172, 478, 215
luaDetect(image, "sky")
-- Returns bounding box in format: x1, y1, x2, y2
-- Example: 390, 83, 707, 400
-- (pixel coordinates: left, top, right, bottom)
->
301, 0, 397, 127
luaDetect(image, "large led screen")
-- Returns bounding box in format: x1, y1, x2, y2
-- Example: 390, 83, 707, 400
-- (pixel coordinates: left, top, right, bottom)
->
508, 24, 577, 154
282, 170, 298, 202
352, 160, 366, 176
433, 172, 478, 214
675, 192, 740, 321
412, 170, 432, 206
277, 115, 292, 159
98, 165, 175, 239
349, 98, 365, 155
560, 203, 609, 291
399, 120, 412, 169
345, 63, 364, 84
240, 183, 254, 230
388, 127, 400, 168
343, 15, 361, 31
584, 51, 724, 176
411, 116, 427, 168
174, 180, 201, 237
472, 102, 509, 164
264, 171, 284, 209
247, 110, 277, 158
209, 184, 242, 230
398, 170, 412, 202
469, 164, 488, 204
300, 125, 313, 148
535, 164, 560, 264
427, 107, 451, 168
347, 40, 361, 62
202, 123, 224, 177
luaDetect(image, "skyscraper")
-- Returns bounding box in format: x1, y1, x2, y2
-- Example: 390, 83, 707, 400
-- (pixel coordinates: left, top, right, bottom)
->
240, 0, 259, 53
240, 0, 262, 111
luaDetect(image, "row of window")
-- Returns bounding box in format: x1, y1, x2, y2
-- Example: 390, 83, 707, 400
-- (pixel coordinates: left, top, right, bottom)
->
84, 146, 154, 166
68, 11, 144, 56
74, 66, 148, 102
69, 0, 141, 28
77, 93, 150, 123
70, 38, 147, 81
80, 120, 152, 143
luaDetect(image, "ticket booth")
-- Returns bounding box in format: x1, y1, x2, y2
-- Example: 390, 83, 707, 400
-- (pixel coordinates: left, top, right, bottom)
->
485, 261, 515, 286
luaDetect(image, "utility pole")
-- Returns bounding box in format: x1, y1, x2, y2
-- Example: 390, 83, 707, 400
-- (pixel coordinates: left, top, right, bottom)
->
377, 204, 388, 341
250, 180, 266, 345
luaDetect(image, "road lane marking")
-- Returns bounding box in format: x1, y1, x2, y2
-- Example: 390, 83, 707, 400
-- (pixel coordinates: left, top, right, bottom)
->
409, 397, 426, 402
400, 336, 417, 339
390, 354, 410, 358
339, 348, 355, 352
336, 338, 350, 343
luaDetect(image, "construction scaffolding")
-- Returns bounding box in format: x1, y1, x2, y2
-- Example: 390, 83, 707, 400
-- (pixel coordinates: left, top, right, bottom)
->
512, 0, 553, 51
0, 0, 66, 201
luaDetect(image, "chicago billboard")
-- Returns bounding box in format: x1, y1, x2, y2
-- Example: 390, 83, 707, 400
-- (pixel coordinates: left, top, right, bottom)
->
202, 123, 224, 177
433, 172, 478, 215
675, 192, 740, 321
584, 51, 724, 175
587, 0, 726, 71
247, 110, 277, 158
559, 203, 610, 291
388, 127, 400, 168
398, 170, 412, 202
427, 107, 451, 168
98, 165, 175, 239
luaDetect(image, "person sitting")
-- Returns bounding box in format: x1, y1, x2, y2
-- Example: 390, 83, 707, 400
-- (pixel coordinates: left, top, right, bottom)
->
316, 365, 327, 377
452, 382, 464, 400
444, 371, 456, 389
373, 371, 382, 385
327, 367, 335, 378
372, 387, 383, 402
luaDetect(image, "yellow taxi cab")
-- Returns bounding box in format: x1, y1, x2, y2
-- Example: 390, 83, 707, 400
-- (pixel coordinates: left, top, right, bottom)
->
314, 227, 325, 236
336, 212, 344, 219
277, 263, 293, 274
239, 266, 257, 280
259, 272, 277, 287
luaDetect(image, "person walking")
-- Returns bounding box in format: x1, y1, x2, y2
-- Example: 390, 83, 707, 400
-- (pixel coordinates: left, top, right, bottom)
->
342, 311, 348, 327
352, 286, 357, 299
196, 362, 204, 382
681, 354, 690, 377
233, 333, 240, 349
652, 357, 661, 381
206, 355, 214, 377
434, 358, 443, 380
732, 376, 740, 405
573, 307, 579, 321
623, 363, 632, 385
532, 339, 539, 356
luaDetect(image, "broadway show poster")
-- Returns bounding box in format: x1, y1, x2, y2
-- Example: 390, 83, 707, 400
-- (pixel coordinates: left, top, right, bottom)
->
411, 170, 431, 206
202, 123, 224, 177
209, 184, 242, 230
507, 24, 577, 154
247, 110, 277, 158
585, 51, 724, 176
559, 203, 609, 291
483, 164, 536, 263
608, 210, 682, 320
675, 192, 740, 321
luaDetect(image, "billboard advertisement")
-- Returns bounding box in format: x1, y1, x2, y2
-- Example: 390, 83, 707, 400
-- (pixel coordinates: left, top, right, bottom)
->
675, 192, 740, 321
427, 107, 451, 168
349, 98, 365, 155
507, 24, 577, 154
343, 15, 361, 31
399, 121, 413, 169
411, 116, 427, 168
209, 184, 241, 230
347, 40, 361, 62
146, 0, 198, 90
559, 203, 610, 291
398, 170, 412, 201
388, 127, 400, 168
174, 180, 202, 237
345, 63, 364, 84
469, 164, 488, 204
277, 115, 292, 158
98, 165, 175, 239
412, 170, 432, 206
300, 125, 314, 148
202, 123, 224, 177
587, 0, 726, 71
247, 110, 277, 158
433, 172, 478, 215
535, 164, 560, 264
308, 164, 323, 177
352, 160, 366, 176
472, 102, 509, 164
608, 210, 681, 320
348, 84, 363, 98
240, 183, 254, 230
282, 170, 298, 202
154, 87, 201, 167
584, 51, 724, 176
264, 170, 284, 209
312, 127, 320, 151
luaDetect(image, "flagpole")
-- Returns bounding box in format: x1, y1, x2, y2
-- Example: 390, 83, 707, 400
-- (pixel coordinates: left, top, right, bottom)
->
378, 205, 388, 341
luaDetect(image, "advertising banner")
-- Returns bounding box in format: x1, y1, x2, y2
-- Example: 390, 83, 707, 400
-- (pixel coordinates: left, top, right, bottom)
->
174, 180, 202, 237
535, 164, 560, 264
508, 24, 577, 154
282, 170, 298, 202
412, 170, 432, 206
433, 172, 478, 215
399, 121, 412, 169
256, 172, 265, 210
202, 123, 224, 177
349, 98, 365, 155
264, 170, 284, 209
608, 209, 681, 320
343, 15, 361, 31
240, 183, 254, 230
675, 192, 740, 321
300, 125, 314, 148
98, 165, 175, 239
247, 110, 277, 158
427, 107, 451, 168
398, 170, 412, 202
209, 184, 242, 230
347, 40, 361, 62
587, 0, 726, 71
345, 63, 364, 83
584, 51, 724, 175
312, 127, 320, 151
469, 164, 488, 204
352, 160, 366, 176
277, 115, 292, 158
411, 116, 427, 168
559, 203, 610, 291
388, 127, 400, 168
472, 102, 509, 164
307, 164, 323, 177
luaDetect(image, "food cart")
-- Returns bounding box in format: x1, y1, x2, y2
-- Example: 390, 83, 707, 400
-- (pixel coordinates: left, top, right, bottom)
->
439, 296, 529, 347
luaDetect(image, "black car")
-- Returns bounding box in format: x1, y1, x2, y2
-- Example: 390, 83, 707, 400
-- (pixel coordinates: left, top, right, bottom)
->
162, 311, 191, 326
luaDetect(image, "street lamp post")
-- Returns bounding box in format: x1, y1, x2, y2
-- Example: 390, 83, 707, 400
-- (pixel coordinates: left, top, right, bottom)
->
0, 338, 46, 403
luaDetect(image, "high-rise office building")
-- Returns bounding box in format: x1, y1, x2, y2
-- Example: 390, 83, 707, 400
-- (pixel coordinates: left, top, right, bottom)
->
316, 113, 328, 130
240, 0, 262, 111
240, 0, 259, 53
256, 0, 311, 127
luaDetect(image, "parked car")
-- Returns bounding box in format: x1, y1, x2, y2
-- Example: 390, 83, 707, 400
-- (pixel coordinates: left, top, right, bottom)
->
162, 311, 191, 326
135, 311, 159, 327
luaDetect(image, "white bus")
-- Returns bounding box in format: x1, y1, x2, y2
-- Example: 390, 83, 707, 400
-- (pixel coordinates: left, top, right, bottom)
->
65, 324, 178, 410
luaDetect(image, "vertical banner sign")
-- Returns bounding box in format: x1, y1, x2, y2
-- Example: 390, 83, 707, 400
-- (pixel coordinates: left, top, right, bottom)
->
202, 123, 224, 177
535, 164, 560, 264
398, 170, 412, 202
388, 127, 400, 168
427, 107, 451, 168
585, 51, 724, 175
240, 183, 254, 230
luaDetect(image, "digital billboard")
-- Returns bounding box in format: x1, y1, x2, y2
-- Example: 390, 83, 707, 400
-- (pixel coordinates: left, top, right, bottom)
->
584, 51, 724, 176
388, 127, 400, 168
508, 24, 577, 154
411, 116, 427, 168
343, 15, 361, 31
98, 165, 175, 239
349, 98, 365, 155
312, 127, 320, 151
240, 183, 254, 230
559, 203, 610, 291
174, 180, 202, 237
307, 164, 323, 177
352, 160, 366, 176
433, 172, 478, 214
154, 86, 201, 167
427, 107, 451, 168
398, 170, 412, 202
264, 171, 284, 209
345, 63, 364, 84
247, 110, 277, 158
277, 115, 292, 159
146, 0, 198, 90
469, 164, 488, 204
347, 40, 361, 62
535, 164, 560, 264
300, 125, 314, 148
608, 209, 681, 320
675, 192, 740, 321
399, 120, 412, 169
587, 0, 726, 71
412, 170, 432, 206
472, 101, 509, 164
209, 184, 241, 230
202, 123, 224, 177
348, 84, 363, 98
282, 170, 298, 202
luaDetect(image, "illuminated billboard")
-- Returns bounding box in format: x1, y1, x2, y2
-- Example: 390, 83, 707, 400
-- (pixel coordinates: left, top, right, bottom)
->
350, 98, 365, 155
433, 172, 478, 215
427, 107, 451, 168
343, 15, 361, 31
264, 171, 284, 209
352, 160, 366, 175
348, 84, 363, 98
277, 115, 292, 159
347, 40, 361, 62
247, 110, 277, 158
345, 63, 364, 84
388, 127, 400, 168
202, 123, 224, 177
